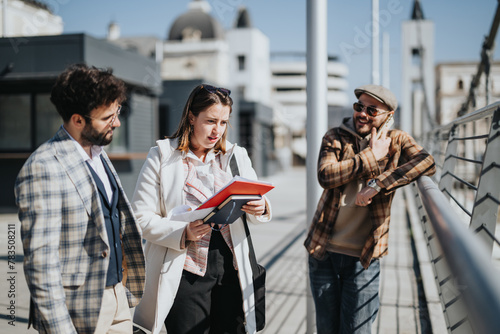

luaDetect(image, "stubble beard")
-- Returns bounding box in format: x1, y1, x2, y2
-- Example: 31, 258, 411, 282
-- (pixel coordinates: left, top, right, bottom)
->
354, 117, 373, 137
81, 123, 113, 147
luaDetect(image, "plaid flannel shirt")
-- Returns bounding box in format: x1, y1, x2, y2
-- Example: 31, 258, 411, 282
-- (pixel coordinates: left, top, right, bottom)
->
304, 119, 435, 268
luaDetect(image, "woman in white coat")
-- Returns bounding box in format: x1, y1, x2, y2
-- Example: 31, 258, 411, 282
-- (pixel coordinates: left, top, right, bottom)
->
131, 84, 272, 334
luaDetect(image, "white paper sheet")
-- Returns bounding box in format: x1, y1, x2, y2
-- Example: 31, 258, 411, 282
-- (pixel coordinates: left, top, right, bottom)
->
171, 205, 213, 222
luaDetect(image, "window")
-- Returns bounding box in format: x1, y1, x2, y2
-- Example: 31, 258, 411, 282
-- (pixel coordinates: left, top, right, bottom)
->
412, 48, 421, 66
457, 79, 464, 91
238, 55, 246, 71
0, 92, 129, 153
0, 94, 31, 150
36, 94, 61, 147
237, 86, 245, 99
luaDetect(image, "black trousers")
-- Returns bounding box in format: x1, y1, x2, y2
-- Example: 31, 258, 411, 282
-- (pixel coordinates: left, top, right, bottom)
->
165, 230, 245, 334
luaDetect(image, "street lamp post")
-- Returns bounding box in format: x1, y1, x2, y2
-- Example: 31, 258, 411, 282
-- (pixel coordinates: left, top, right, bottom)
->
306, 0, 328, 333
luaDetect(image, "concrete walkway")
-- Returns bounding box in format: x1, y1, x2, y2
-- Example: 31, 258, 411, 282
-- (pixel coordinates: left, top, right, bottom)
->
0, 166, 429, 334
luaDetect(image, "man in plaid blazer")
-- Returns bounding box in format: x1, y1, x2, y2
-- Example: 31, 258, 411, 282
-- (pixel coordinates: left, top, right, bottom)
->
305, 85, 435, 334
15, 64, 145, 333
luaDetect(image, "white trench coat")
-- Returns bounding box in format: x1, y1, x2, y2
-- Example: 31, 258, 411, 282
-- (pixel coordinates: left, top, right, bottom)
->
131, 139, 272, 334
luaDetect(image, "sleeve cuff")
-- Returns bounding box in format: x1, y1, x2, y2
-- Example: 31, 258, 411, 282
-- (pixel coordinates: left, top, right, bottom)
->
180, 228, 190, 249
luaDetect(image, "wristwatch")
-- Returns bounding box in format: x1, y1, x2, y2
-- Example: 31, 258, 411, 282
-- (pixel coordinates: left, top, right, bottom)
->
367, 179, 382, 192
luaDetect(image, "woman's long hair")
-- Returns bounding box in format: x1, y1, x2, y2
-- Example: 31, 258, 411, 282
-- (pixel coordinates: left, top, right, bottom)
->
169, 84, 233, 154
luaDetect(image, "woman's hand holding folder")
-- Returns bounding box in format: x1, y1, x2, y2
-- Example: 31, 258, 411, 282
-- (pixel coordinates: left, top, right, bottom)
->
185, 220, 211, 241
241, 197, 266, 216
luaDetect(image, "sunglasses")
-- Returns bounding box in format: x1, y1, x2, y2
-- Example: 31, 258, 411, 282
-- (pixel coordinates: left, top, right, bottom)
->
353, 102, 391, 117
201, 84, 231, 96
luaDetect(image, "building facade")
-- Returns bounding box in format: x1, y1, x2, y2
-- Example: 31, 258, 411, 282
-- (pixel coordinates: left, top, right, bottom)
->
436, 61, 500, 124
401, 0, 435, 138
110, 0, 279, 176
0, 34, 161, 210
270, 52, 349, 164
0, 0, 62, 37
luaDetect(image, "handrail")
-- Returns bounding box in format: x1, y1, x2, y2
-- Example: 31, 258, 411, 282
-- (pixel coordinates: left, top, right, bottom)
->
411, 102, 500, 334
408, 2, 500, 333
418, 103, 499, 243
425, 100, 500, 136
416, 176, 500, 334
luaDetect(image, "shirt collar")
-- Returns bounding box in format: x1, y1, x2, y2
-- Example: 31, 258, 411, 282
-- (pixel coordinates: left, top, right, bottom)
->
185, 149, 219, 164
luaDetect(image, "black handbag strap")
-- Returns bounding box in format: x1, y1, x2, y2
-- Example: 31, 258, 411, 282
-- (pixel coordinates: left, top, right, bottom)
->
230, 154, 260, 270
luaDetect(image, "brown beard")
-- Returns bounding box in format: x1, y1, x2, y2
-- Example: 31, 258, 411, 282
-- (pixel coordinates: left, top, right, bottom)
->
354, 116, 373, 137
81, 122, 113, 147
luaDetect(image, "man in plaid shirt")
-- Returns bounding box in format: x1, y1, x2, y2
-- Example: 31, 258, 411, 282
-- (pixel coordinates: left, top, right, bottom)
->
305, 84, 435, 334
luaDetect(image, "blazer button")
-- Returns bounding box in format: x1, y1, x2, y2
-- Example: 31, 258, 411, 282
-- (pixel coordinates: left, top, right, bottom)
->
102, 251, 108, 258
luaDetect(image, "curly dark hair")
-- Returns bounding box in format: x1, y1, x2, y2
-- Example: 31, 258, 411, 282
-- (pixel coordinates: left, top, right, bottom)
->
50, 63, 127, 122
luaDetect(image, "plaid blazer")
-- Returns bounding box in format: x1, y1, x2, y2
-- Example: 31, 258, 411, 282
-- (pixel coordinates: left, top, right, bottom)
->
304, 121, 435, 268
15, 127, 145, 333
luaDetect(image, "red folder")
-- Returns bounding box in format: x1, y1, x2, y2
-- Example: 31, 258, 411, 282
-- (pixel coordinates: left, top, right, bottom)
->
197, 176, 274, 210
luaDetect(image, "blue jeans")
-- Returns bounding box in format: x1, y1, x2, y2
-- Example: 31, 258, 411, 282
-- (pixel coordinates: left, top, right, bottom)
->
308, 252, 380, 334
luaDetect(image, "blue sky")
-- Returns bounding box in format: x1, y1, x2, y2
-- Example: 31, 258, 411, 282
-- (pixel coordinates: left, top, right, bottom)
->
54, 0, 499, 102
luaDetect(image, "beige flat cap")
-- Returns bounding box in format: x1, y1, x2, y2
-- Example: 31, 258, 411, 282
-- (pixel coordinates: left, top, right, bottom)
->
354, 84, 398, 111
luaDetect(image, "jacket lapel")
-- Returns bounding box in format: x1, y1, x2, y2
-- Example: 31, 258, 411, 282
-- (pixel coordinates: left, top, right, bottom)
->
52, 127, 109, 246
220, 142, 236, 173
157, 139, 187, 212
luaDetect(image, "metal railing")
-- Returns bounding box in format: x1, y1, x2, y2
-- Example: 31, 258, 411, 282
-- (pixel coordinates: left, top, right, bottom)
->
411, 102, 500, 333
416, 176, 500, 334
420, 102, 500, 253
